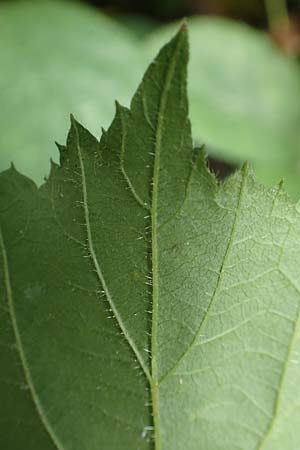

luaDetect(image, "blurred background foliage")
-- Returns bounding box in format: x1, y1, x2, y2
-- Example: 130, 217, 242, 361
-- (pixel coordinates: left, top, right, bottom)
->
1, 0, 300, 197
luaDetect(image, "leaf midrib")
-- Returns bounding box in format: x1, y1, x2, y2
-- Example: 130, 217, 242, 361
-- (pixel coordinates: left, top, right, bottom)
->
150, 30, 185, 450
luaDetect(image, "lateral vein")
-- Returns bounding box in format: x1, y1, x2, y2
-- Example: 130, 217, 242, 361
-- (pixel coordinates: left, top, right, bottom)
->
118, 106, 150, 211
158, 166, 248, 385
255, 273, 300, 450
73, 121, 151, 384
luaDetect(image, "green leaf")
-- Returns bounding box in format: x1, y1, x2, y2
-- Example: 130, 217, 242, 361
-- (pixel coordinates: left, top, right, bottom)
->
2, 26, 300, 450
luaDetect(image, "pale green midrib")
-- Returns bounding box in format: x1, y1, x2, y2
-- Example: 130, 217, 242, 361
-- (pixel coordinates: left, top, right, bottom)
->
255, 276, 300, 450
151, 34, 185, 450
73, 121, 151, 384
0, 227, 64, 450
158, 166, 248, 385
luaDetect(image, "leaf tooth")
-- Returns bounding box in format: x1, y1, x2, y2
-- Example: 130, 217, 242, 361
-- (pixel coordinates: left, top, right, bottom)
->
241, 160, 250, 174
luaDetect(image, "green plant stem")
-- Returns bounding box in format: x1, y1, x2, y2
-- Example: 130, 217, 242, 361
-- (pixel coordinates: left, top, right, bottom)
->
265, 0, 290, 31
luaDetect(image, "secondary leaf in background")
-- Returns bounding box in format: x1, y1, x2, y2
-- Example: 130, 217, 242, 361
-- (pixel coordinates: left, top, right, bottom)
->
0, 0, 143, 183
2, 27, 300, 450
1, 0, 300, 197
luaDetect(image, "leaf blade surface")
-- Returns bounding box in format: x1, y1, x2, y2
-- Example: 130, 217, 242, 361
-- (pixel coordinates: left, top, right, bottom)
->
1, 27, 300, 450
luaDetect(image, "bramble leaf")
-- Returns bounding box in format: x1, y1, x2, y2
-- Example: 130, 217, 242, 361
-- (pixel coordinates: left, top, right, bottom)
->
1, 27, 300, 450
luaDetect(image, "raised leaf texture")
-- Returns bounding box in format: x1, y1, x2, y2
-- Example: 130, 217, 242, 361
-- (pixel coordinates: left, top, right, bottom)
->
1, 28, 300, 450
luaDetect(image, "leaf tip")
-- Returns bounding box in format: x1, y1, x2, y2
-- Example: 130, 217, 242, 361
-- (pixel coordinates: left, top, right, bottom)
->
69, 113, 81, 133
55, 141, 65, 152
179, 18, 188, 33
69, 114, 80, 140
114, 100, 122, 117
55, 141, 67, 166
193, 146, 207, 165
50, 157, 58, 169
173, 19, 189, 51
241, 161, 251, 175
114, 100, 128, 119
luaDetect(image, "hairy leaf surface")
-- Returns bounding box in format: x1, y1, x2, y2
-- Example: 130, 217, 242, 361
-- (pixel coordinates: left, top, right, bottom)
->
1, 28, 300, 450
